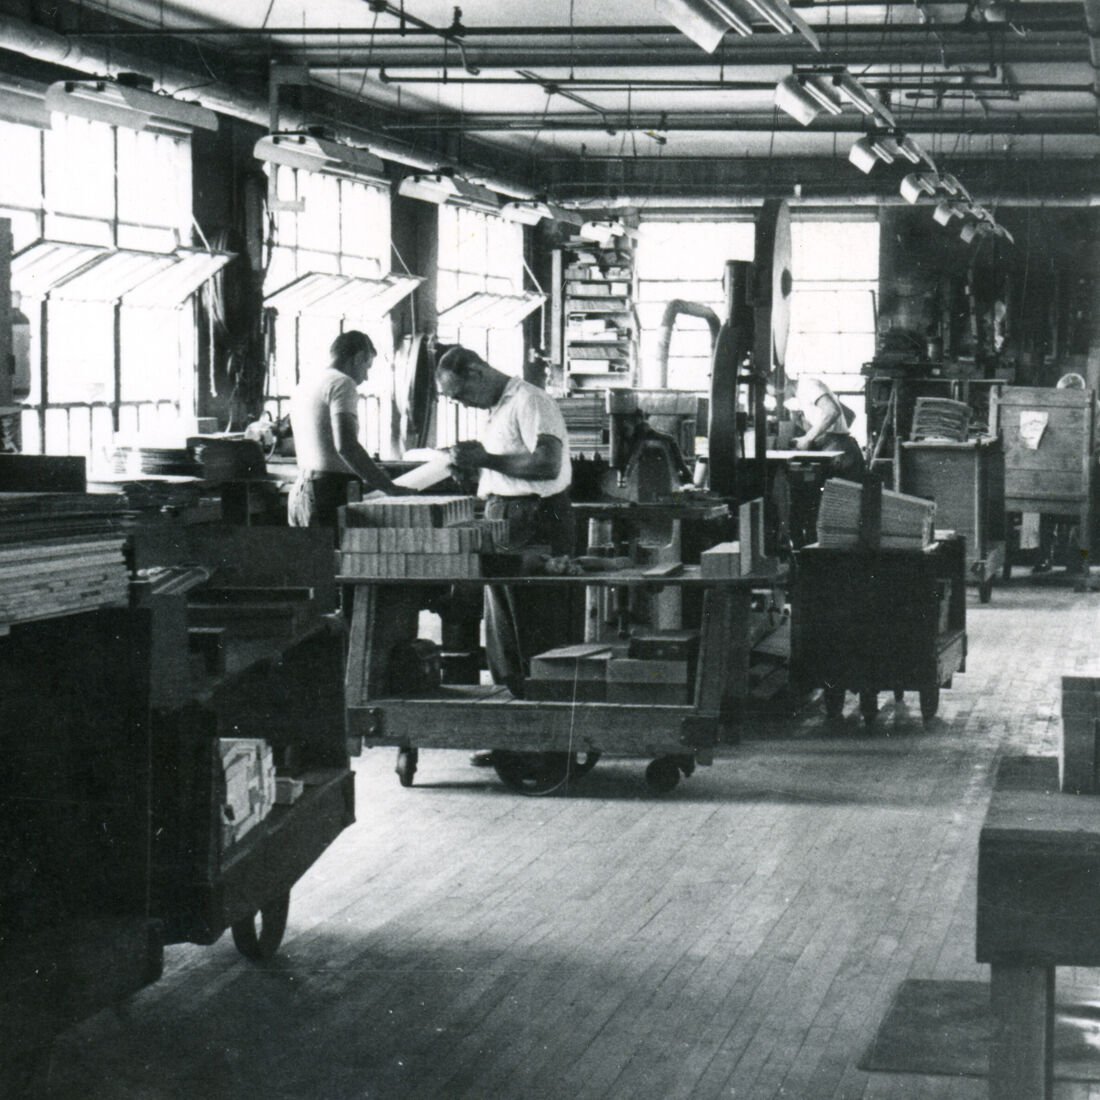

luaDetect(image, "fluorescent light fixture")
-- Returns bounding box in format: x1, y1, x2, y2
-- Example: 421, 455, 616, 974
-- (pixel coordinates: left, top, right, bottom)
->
46, 78, 217, 133
800, 76, 844, 116
254, 132, 389, 184
900, 173, 938, 204
546, 204, 586, 227
579, 220, 627, 246
831, 72, 878, 116
895, 134, 925, 164
933, 200, 967, 226
500, 200, 553, 226
703, 0, 754, 36
656, 0, 748, 51
775, 75, 821, 126
398, 173, 501, 214
959, 219, 990, 244
849, 134, 896, 173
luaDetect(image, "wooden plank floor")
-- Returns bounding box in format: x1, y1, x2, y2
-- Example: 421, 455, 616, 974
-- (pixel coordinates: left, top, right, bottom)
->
33, 575, 1100, 1099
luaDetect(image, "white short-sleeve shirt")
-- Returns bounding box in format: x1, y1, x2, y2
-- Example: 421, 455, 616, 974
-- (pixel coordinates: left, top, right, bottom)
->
289, 367, 360, 473
479, 377, 572, 498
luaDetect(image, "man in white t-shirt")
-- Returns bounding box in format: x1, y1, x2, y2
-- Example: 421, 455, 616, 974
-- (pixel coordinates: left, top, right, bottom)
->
784, 373, 865, 480
437, 345, 574, 694
287, 330, 404, 527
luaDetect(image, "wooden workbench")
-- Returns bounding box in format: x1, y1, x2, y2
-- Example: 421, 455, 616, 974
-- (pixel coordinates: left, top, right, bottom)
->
342, 565, 777, 793
976, 755, 1100, 1100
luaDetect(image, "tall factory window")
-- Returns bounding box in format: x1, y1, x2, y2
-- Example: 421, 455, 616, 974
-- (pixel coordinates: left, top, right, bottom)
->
786, 213, 880, 442
635, 219, 756, 391
1, 114, 195, 458
262, 167, 392, 454
434, 205, 525, 447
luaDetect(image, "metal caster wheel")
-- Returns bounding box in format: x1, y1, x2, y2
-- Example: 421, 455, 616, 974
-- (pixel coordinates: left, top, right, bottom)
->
231, 892, 290, 961
645, 757, 681, 794
919, 684, 940, 721
395, 747, 418, 787
492, 751, 599, 795
859, 690, 879, 726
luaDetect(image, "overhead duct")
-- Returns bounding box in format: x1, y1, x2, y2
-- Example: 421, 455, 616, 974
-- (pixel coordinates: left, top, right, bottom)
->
0, 11, 537, 195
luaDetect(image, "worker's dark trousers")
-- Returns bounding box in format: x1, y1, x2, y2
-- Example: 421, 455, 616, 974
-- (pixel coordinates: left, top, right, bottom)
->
287, 470, 356, 530
483, 490, 575, 695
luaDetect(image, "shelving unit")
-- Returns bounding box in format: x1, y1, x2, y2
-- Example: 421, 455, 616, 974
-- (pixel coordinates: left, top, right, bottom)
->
552, 237, 638, 391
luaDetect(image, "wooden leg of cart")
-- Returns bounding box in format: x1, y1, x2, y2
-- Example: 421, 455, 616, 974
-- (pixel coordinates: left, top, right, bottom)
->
346, 583, 424, 785
694, 587, 752, 747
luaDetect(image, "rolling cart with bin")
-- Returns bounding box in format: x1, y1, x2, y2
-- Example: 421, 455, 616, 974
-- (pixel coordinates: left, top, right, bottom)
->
791, 535, 967, 725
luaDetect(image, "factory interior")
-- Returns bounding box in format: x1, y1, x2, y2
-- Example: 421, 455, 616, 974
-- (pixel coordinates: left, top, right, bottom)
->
4, 1, 1100, 1097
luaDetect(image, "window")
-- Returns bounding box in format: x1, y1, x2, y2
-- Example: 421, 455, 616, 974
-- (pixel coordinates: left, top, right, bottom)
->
2, 112, 195, 460
434, 205, 526, 447
262, 165, 393, 454
786, 214, 880, 443
635, 219, 756, 391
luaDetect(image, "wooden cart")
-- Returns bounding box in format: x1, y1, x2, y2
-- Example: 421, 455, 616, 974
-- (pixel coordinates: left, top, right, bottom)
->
790, 536, 967, 725
343, 566, 773, 794
898, 438, 1006, 602
132, 525, 355, 961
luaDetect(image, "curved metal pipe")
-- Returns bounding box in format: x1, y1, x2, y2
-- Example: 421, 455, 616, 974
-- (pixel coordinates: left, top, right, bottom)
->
655, 300, 721, 388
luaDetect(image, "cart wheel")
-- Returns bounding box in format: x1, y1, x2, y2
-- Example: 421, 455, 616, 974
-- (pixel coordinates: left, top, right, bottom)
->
859, 691, 879, 726
492, 751, 599, 795
395, 747, 418, 788
823, 686, 845, 719
919, 684, 940, 721
231, 892, 290, 961
893, 688, 905, 703
645, 757, 681, 794
979, 578, 993, 604
677, 754, 696, 778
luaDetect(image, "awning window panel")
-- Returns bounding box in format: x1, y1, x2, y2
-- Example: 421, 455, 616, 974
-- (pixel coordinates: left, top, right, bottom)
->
264, 272, 421, 321
0, 80, 49, 129
122, 249, 233, 308
51, 249, 179, 302
12, 240, 109, 297
436, 291, 545, 329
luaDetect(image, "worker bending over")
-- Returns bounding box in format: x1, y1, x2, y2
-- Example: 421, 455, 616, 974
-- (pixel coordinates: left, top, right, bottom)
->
288, 330, 404, 528
783, 373, 866, 481
436, 345, 574, 694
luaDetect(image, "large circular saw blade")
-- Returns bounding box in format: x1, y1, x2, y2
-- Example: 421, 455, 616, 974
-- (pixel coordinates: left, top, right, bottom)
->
771, 199, 793, 375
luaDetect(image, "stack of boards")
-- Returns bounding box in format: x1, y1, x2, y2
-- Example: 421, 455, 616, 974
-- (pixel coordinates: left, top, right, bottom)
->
338, 495, 505, 579
0, 491, 132, 629
817, 479, 935, 550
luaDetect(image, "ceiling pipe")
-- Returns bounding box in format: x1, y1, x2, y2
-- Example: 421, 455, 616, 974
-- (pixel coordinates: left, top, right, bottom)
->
557, 191, 1100, 207
0, 12, 539, 196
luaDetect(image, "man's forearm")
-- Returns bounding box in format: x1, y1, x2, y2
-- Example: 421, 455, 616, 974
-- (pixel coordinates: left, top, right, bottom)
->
340, 444, 399, 492
482, 450, 559, 480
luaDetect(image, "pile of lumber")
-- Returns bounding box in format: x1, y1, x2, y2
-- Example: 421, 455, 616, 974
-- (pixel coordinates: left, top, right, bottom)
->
0, 492, 132, 626
910, 397, 970, 442
338, 495, 505, 578
525, 631, 698, 704
190, 437, 267, 481
557, 394, 608, 457
108, 445, 202, 478
817, 478, 935, 550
